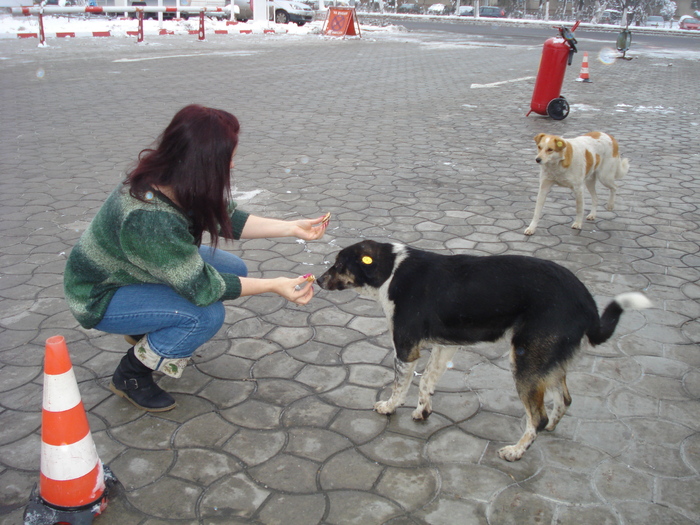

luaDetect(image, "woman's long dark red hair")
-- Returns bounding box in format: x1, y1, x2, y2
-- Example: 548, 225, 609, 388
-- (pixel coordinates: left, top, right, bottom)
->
125, 104, 240, 246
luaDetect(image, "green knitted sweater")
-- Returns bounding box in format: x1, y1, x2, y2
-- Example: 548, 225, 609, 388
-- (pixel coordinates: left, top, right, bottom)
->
64, 185, 250, 329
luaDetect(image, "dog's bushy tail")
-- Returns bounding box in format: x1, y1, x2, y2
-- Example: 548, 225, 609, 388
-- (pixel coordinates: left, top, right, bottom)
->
615, 157, 630, 180
587, 292, 652, 346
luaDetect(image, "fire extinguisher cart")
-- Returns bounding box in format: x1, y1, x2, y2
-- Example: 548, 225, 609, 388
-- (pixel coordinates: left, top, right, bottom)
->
527, 22, 579, 120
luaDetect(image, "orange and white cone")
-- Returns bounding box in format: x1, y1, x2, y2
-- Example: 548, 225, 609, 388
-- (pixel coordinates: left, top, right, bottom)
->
576, 52, 592, 82
23, 335, 117, 524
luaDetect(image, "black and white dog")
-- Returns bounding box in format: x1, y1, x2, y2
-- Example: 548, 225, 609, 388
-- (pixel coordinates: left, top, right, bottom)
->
317, 240, 651, 461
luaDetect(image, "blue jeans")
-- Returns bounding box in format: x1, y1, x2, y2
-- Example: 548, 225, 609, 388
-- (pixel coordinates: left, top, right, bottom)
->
95, 246, 247, 359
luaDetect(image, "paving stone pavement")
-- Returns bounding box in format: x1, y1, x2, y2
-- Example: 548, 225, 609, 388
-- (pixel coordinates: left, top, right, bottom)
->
0, 24, 699, 525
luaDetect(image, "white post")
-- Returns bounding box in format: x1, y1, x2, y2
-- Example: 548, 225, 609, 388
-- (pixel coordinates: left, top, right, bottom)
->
545, 0, 549, 20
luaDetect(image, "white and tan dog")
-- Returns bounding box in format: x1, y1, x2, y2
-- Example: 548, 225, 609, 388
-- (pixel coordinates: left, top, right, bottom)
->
524, 132, 629, 235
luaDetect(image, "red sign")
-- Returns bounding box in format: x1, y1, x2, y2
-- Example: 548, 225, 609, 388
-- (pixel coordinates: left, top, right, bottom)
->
322, 7, 360, 37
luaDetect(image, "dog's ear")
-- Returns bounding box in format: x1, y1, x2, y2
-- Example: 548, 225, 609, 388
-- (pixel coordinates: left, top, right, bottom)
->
560, 140, 573, 168
534, 133, 545, 145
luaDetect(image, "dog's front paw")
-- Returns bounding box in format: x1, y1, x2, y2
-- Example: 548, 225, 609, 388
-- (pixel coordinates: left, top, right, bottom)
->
374, 400, 396, 415
412, 406, 431, 421
571, 221, 582, 230
498, 445, 524, 462
524, 227, 536, 236
586, 213, 596, 221
605, 203, 614, 211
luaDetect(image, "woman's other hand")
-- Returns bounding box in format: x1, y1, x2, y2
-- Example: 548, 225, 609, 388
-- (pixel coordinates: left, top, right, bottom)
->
276, 275, 315, 305
240, 275, 315, 304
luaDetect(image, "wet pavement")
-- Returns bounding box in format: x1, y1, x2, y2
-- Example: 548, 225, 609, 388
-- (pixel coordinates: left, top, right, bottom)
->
0, 23, 699, 525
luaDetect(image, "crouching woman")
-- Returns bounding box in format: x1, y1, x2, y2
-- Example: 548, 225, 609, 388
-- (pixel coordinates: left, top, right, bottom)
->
64, 104, 327, 412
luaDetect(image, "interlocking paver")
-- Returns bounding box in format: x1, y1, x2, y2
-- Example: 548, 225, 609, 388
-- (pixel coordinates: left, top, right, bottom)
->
1, 21, 699, 525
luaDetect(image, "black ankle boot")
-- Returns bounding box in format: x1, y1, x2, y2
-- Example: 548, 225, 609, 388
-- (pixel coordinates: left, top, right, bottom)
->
124, 334, 145, 346
109, 347, 177, 412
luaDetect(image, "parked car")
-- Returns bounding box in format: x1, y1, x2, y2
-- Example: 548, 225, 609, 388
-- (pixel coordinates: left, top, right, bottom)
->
679, 15, 700, 29
427, 3, 448, 14
479, 5, 505, 17
273, 0, 313, 24
397, 3, 421, 13
600, 9, 621, 24
458, 5, 474, 15
233, 0, 252, 21
645, 15, 664, 27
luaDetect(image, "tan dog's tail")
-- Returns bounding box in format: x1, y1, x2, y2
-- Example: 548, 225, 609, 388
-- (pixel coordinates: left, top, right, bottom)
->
615, 157, 630, 180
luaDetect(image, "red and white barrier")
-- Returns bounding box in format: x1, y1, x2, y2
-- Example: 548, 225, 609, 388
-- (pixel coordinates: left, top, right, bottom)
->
11, 25, 284, 41
11, 5, 233, 16
10, 4, 236, 43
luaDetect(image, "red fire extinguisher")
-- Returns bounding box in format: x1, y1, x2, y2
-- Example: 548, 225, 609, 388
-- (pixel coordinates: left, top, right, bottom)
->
527, 21, 580, 120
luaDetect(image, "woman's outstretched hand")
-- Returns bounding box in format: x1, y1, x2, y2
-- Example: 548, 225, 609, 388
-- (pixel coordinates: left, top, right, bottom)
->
292, 213, 330, 241
240, 213, 331, 241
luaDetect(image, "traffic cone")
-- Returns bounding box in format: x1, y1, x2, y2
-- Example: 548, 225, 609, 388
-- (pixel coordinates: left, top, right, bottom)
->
576, 52, 592, 82
23, 335, 118, 525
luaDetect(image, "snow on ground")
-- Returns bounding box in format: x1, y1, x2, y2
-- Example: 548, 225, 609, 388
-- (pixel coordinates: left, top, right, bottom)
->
0, 12, 698, 61
0, 12, 399, 38
3, 10, 698, 40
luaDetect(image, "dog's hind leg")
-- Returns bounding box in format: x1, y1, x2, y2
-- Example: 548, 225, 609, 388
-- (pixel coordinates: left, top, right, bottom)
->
601, 170, 618, 211
374, 358, 418, 416
413, 345, 457, 421
572, 185, 586, 229
498, 377, 548, 462
585, 176, 599, 221
605, 184, 617, 212
595, 160, 619, 212
545, 366, 572, 431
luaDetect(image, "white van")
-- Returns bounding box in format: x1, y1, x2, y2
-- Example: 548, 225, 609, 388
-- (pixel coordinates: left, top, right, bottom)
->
232, 0, 313, 25
600, 9, 622, 24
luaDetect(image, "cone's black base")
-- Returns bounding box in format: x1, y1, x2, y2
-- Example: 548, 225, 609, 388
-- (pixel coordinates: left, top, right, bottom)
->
23, 465, 118, 525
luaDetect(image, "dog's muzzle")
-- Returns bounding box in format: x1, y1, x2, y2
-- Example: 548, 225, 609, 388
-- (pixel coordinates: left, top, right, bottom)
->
316, 272, 332, 290
317, 271, 347, 291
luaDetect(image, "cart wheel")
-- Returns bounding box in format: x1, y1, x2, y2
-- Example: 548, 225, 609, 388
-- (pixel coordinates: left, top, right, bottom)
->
547, 98, 570, 120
